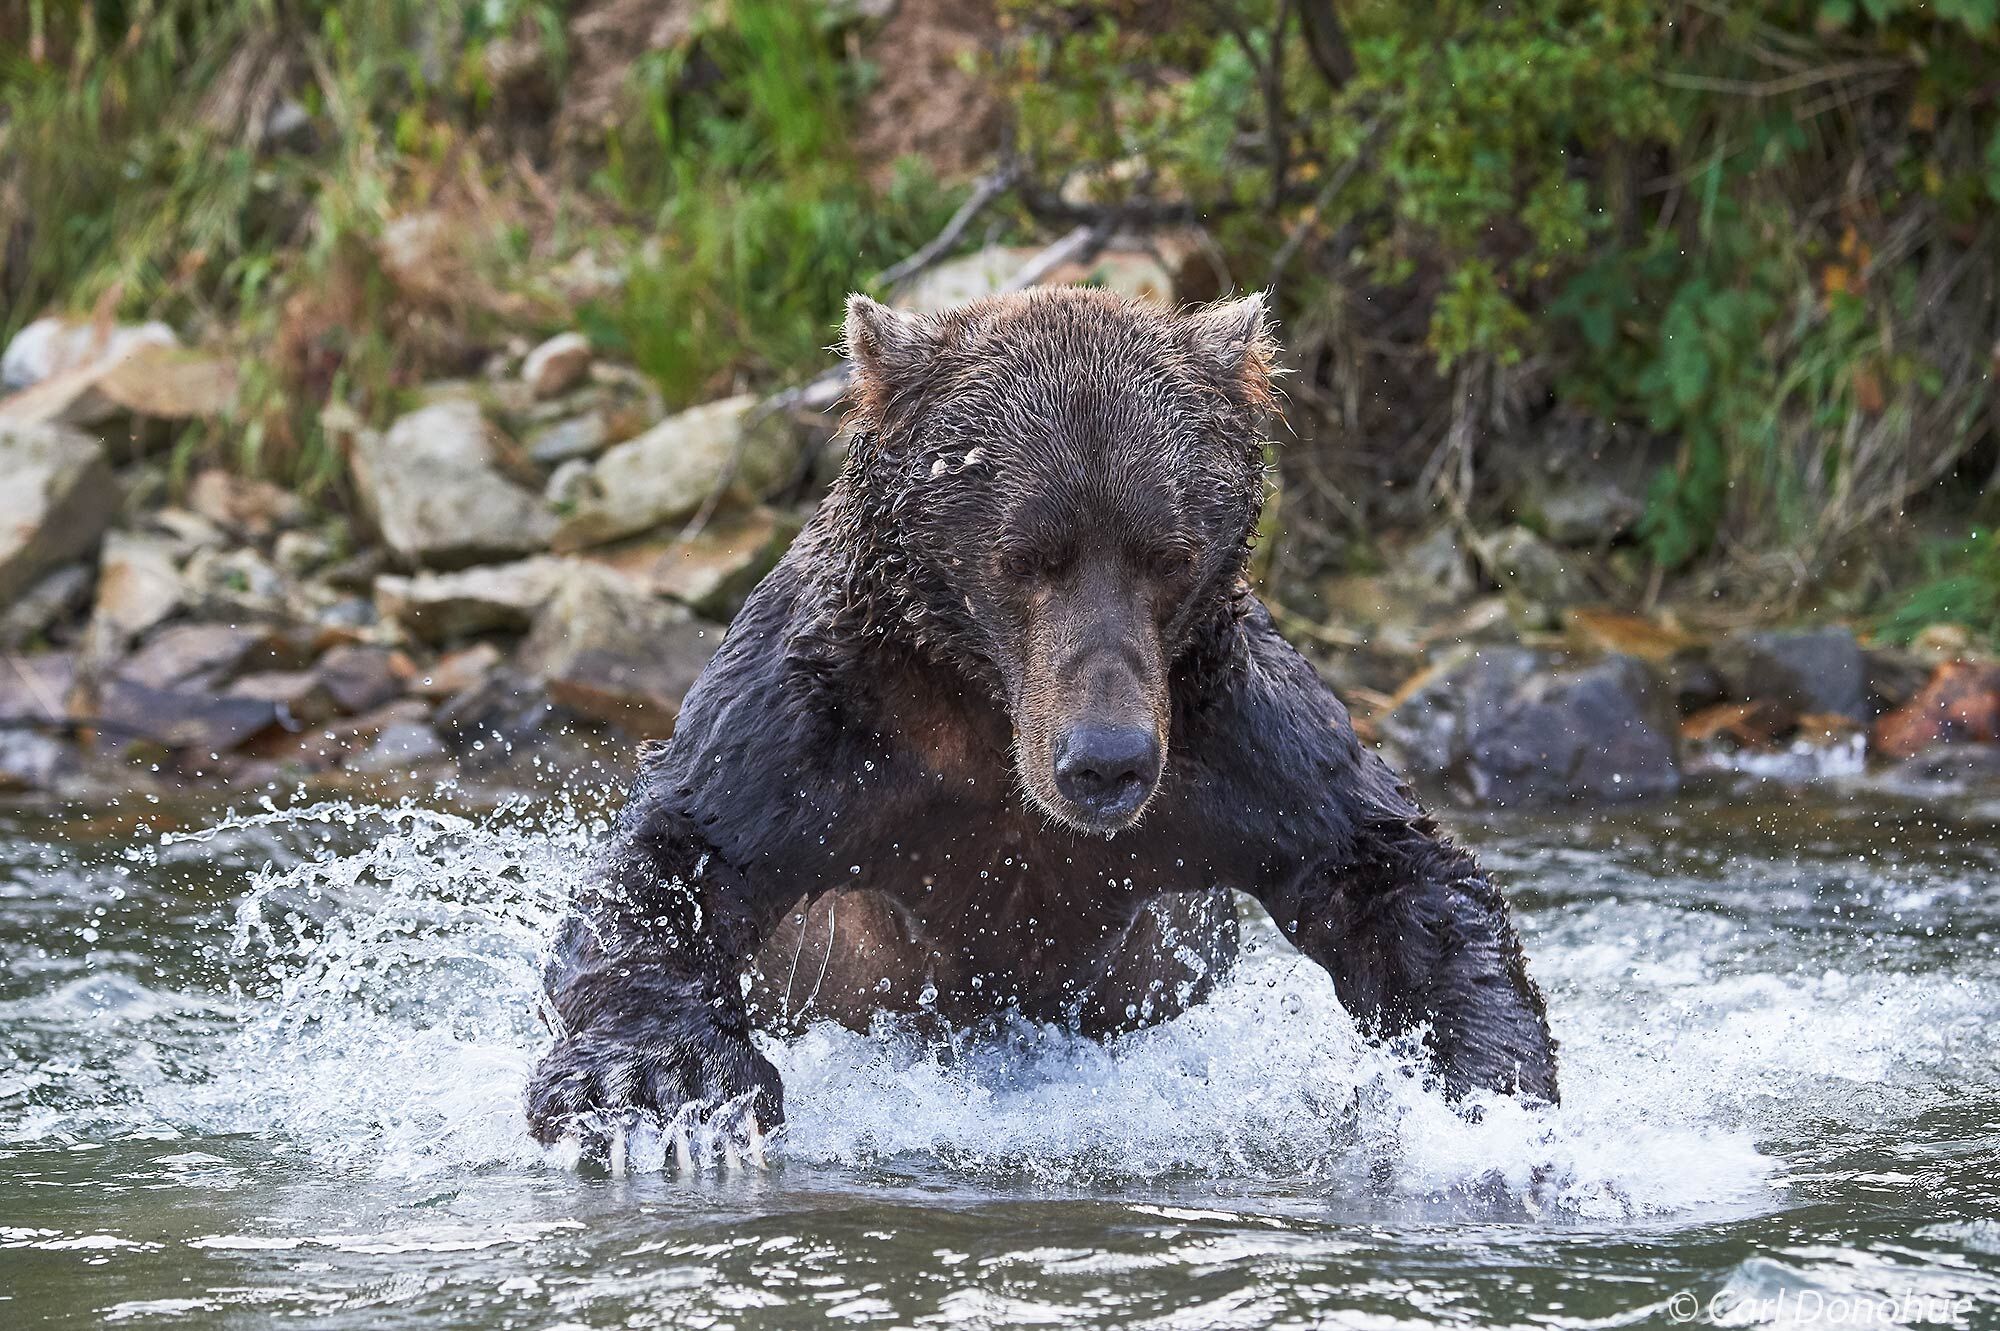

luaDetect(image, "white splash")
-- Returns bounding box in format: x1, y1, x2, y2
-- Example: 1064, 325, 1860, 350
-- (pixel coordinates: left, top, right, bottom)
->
76, 797, 1826, 1217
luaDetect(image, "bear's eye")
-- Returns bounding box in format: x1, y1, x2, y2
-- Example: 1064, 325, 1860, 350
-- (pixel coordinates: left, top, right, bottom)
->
1140, 545, 1196, 580
999, 547, 1072, 583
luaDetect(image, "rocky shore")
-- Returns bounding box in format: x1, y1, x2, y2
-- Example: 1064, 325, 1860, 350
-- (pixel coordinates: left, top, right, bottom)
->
3, 260, 1996, 809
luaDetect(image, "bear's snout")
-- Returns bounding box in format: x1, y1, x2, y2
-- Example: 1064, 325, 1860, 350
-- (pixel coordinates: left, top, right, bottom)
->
1052, 722, 1162, 829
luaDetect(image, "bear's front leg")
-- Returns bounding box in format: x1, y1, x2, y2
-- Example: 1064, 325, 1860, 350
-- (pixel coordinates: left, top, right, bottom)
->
525, 838, 783, 1154
1259, 813, 1558, 1104
1190, 605, 1558, 1104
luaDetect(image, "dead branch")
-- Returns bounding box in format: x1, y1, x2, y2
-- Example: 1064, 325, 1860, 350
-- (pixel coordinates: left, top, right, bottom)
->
875, 161, 1022, 291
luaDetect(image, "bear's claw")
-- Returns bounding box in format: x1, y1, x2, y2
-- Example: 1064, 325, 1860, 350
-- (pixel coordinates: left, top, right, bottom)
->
526, 1024, 783, 1172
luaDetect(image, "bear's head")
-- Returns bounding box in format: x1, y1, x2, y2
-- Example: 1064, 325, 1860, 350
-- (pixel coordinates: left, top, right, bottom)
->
839, 286, 1277, 835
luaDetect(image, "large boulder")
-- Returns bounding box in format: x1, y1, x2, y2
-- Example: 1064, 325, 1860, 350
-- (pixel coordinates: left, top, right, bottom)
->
2, 317, 178, 392
550, 395, 798, 551
90, 531, 184, 645
115, 623, 262, 691
519, 566, 720, 736
374, 556, 572, 643
0, 334, 234, 434
1712, 627, 1871, 725
1472, 525, 1589, 608
582, 505, 801, 619
350, 400, 556, 568
92, 676, 277, 752
0, 423, 120, 608
1381, 649, 1680, 805
0, 563, 93, 649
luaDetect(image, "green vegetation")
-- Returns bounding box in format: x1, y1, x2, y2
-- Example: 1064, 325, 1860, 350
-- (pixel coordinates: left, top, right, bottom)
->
1001, 0, 1998, 598
3, 0, 1996, 626
1, 0, 954, 489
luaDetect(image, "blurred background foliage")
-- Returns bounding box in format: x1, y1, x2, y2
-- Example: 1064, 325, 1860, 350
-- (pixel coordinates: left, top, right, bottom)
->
2, 0, 1997, 631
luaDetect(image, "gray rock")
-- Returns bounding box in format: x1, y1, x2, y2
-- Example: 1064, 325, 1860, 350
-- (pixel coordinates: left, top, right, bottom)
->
0, 423, 120, 608
432, 667, 554, 754
522, 332, 593, 400
1473, 525, 1588, 607
1379, 647, 1543, 777
272, 529, 336, 577
1529, 474, 1644, 546
896, 244, 1178, 313
0, 563, 93, 648
227, 669, 338, 728
349, 720, 450, 773
314, 594, 378, 630
260, 98, 316, 153
0, 730, 71, 792
584, 504, 802, 620
1, 317, 178, 392
93, 676, 277, 752
519, 565, 719, 736
116, 624, 260, 691
149, 507, 230, 556
0, 336, 234, 434
551, 395, 797, 551
1393, 525, 1476, 602
526, 411, 614, 466
1712, 627, 1871, 725
544, 457, 593, 507
1469, 655, 1681, 805
186, 468, 304, 539
374, 556, 572, 643
91, 531, 184, 644
315, 644, 407, 715
1381, 648, 1679, 806
0, 653, 75, 726
350, 400, 556, 568
410, 642, 504, 700
182, 546, 289, 621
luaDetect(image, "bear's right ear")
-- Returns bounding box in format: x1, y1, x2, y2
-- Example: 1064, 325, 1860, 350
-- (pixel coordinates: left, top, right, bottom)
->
843, 295, 942, 400
1182, 291, 1275, 382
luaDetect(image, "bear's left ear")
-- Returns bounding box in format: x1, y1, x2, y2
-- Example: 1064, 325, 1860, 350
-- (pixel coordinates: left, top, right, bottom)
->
843, 294, 943, 399
1182, 291, 1275, 387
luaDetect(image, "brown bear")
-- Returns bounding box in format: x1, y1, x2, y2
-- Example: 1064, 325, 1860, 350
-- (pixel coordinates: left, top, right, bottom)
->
526, 287, 1557, 1152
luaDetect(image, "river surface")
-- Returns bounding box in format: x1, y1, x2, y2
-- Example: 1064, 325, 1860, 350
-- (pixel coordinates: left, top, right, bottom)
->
0, 777, 1996, 1329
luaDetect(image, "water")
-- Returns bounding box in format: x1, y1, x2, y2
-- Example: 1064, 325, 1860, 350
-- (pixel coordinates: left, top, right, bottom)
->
2, 779, 1997, 1328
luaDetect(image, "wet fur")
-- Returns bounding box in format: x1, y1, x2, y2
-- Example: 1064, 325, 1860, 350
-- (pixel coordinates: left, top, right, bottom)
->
527, 290, 1556, 1145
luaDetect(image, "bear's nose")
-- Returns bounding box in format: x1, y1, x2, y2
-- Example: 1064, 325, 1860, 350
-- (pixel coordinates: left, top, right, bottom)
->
1053, 723, 1161, 822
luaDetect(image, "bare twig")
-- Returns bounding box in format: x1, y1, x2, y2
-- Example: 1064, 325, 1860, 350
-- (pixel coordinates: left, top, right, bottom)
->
1000, 223, 1111, 293
1654, 60, 1903, 99
875, 161, 1021, 291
